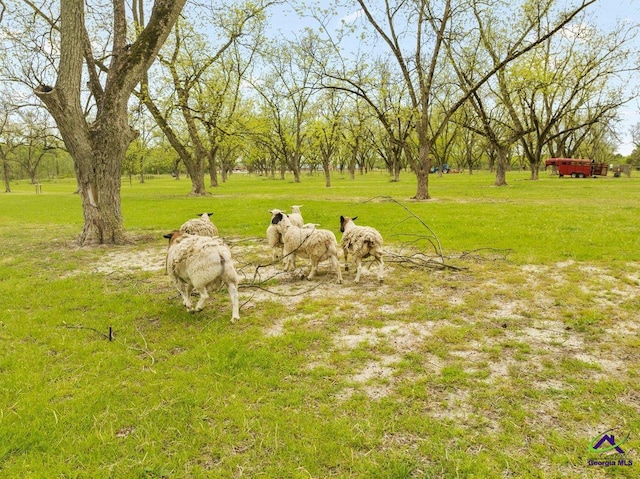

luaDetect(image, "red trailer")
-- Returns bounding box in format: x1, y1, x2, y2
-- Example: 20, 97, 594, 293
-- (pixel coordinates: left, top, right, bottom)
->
544, 158, 608, 178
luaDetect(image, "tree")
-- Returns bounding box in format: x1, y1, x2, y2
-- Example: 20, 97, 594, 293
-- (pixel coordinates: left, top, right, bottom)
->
139, 2, 271, 195
340, 98, 371, 180
255, 32, 324, 182
7, 0, 187, 244
307, 89, 346, 187
627, 123, 640, 170
0, 103, 18, 193
320, 0, 595, 198
12, 107, 61, 184
242, 111, 279, 177
510, 17, 639, 178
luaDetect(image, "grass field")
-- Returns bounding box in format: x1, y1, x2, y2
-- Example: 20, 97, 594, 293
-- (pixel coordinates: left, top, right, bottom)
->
0, 170, 638, 478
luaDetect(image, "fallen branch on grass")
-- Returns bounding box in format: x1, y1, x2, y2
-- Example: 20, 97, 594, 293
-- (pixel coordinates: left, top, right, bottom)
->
384, 250, 464, 271
457, 248, 513, 262
62, 322, 113, 340
360, 196, 461, 271
61, 322, 156, 367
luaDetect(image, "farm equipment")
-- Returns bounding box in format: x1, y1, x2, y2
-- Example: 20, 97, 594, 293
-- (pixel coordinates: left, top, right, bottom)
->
430, 164, 451, 174
544, 158, 608, 178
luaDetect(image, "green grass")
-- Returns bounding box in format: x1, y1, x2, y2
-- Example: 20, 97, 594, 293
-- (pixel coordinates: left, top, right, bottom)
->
1, 170, 639, 478
6, 170, 639, 263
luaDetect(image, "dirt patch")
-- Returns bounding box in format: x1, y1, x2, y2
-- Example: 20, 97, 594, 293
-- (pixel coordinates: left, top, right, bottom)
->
335, 321, 434, 349
82, 241, 637, 408
91, 247, 166, 274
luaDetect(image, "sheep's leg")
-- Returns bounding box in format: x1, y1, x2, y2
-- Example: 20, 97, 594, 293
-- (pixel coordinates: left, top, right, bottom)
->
354, 258, 363, 283
194, 287, 209, 312
343, 248, 349, 271
377, 255, 384, 282
177, 281, 194, 311
283, 252, 295, 271
307, 260, 318, 280
228, 282, 240, 322
331, 255, 343, 284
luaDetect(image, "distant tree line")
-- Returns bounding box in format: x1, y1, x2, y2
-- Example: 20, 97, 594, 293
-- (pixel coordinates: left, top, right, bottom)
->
0, 0, 638, 242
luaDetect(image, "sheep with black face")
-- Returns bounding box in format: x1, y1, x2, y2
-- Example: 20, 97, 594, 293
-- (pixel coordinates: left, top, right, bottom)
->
266, 208, 285, 262
271, 212, 342, 283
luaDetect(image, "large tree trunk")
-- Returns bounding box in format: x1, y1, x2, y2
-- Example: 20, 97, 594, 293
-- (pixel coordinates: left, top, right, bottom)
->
393, 157, 401, 182
529, 162, 540, 180
412, 141, 432, 200
2, 158, 10, 192
291, 152, 301, 183
323, 163, 331, 187
73, 110, 136, 244
348, 152, 356, 180
494, 147, 509, 186
414, 167, 430, 199
34, 0, 186, 245
208, 149, 219, 188
183, 159, 209, 196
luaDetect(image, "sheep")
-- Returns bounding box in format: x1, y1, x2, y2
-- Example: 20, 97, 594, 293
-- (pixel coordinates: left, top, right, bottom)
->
266, 208, 315, 262
163, 231, 240, 322
179, 212, 218, 237
266, 208, 284, 262
271, 212, 342, 283
339, 215, 384, 283
289, 205, 304, 228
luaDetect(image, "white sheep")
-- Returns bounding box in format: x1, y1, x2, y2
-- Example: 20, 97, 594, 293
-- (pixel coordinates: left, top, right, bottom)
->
339, 215, 384, 283
266, 208, 284, 262
289, 205, 304, 228
180, 212, 218, 237
164, 231, 240, 322
271, 212, 342, 283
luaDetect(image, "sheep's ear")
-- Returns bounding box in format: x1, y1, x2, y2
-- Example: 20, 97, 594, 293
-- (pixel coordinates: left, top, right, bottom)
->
352, 216, 358, 221
207, 212, 213, 216
163, 233, 173, 239
340, 215, 345, 222
271, 212, 283, 224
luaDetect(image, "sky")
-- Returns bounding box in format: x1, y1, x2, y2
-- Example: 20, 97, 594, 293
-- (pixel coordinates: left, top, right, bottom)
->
589, 0, 640, 155
266, 0, 640, 156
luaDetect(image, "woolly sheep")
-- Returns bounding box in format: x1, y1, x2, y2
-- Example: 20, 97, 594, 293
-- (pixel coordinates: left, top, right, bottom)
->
163, 231, 240, 322
289, 205, 304, 228
266, 209, 284, 262
180, 212, 218, 237
271, 212, 342, 283
339, 215, 384, 283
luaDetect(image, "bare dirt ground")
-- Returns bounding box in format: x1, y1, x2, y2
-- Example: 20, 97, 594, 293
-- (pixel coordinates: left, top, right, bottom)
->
86, 238, 639, 415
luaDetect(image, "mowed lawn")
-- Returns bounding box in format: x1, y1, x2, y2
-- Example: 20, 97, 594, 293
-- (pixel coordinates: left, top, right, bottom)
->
0, 170, 638, 478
